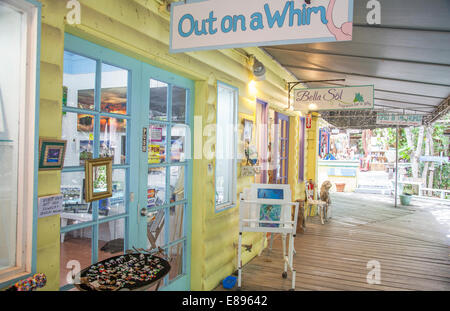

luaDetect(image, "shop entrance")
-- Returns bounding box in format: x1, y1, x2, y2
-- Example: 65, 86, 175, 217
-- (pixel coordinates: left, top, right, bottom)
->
274, 112, 290, 184
59, 34, 193, 291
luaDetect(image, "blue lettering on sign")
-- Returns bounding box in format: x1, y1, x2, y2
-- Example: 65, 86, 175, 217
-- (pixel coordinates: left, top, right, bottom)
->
264, 3, 290, 28
250, 12, 265, 30
177, 1, 329, 38
221, 15, 233, 33
207, 11, 218, 34
178, 14, 195, 37
233, 15, 247, 32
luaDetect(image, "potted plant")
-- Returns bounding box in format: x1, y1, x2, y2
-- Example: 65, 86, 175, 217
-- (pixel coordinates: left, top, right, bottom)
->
400, 185, 413, 206
335, 183, 346, 192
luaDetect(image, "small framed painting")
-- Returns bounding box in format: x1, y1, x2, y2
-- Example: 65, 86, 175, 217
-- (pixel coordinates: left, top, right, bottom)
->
38, 138, 67, 171
84, 157, 113, 202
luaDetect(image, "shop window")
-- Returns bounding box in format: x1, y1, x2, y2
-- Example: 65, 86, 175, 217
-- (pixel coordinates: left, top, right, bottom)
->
215, 83, 238, 211
275, 112, 289, 184
255, 100, 269, 184
299, 117, 306, 182
0, 0, 39, 283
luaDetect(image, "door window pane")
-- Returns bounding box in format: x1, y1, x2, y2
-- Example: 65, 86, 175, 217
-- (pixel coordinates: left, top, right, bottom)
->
149, 79, 168, 121
148, 167, 166, 207
98, 219, 125, 262
63, 51, 96, 110
147, 209, 166, 250
169, 205, 184, 243
172, 86, 186, 123
100, 116, 127, 165
101, 63, 128, 114
148, 125, 167, 164
171, 125, 187, 163
60, 230, 92, 287
61, 171, 93, 227
170, 166, 185, 203
110, 169, 126, 216
168, 242, 184, 281
62, 112, 95, 166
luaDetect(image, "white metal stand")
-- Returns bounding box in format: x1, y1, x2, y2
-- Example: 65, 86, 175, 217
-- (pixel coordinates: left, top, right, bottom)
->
237, 184, 299, 291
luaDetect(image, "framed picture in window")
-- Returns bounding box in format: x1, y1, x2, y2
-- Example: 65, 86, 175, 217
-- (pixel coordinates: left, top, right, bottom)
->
38, 138, 67, 171
84, 157, 113, 202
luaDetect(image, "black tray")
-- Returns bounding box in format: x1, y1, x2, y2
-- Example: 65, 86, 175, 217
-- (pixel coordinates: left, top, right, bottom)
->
75, 253, 170, 291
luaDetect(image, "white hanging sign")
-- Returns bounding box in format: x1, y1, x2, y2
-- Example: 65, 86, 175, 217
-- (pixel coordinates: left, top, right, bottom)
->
376, 114, 423, 126
38, 194, 64, 218
294, 85, 374, 111
170, 0, 353, 53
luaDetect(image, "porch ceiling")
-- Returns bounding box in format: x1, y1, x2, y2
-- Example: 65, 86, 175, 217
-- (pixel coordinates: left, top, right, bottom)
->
263, 0, 450, 128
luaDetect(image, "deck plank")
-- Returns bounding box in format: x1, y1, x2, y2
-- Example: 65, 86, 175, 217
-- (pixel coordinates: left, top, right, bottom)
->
217, 193, 450, 291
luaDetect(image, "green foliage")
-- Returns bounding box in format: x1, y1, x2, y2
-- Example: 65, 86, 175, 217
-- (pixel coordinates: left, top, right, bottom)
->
399, 145, 412, 161
403, 184, 414, 195
372, 114, 449, 190
434, 164, 449, 189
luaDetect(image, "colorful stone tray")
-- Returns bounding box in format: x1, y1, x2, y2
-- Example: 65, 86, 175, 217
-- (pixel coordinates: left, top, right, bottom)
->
75, 253, 170, 291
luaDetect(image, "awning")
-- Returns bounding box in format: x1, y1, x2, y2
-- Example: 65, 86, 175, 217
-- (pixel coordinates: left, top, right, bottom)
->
263, 0, 450, 128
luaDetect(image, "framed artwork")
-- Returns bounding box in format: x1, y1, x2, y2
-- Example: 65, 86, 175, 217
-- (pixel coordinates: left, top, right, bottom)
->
38, 138, 67, 171
259, 204, 281, 228
84, 157, 113, 202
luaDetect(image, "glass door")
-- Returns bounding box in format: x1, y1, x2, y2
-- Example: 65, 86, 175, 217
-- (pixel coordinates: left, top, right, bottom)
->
138, 64, 194, 291
60, 34, 142, 290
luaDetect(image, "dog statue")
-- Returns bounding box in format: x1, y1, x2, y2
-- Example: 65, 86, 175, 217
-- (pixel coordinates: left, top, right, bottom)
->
295, 199, 306, 234
319, 181, 333, 221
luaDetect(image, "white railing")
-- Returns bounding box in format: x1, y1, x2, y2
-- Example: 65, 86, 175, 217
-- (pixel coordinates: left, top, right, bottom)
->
419, 188, 450, 200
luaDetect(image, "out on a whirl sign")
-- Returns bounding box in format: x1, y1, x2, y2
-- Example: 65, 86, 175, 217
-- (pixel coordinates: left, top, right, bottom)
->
170, 0, 354, 53
294, 85, 374, 111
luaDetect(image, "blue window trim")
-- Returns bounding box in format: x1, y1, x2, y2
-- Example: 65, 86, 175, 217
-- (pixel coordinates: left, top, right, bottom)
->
214, 81, 238, 213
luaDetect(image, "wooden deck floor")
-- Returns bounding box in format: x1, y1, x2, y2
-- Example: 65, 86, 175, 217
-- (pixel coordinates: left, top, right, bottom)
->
222, 193, 450, 291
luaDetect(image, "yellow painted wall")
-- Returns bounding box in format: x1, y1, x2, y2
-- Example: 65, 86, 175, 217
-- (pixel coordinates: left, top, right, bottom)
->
31, 0, 307, 291
36, 0, 67, 291
306, 113, 320, 185
305, 113, 320, 215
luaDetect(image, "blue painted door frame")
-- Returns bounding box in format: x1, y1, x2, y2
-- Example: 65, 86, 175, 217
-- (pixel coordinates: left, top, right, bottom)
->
62, 34, 193, 291
139, 63, 194, 291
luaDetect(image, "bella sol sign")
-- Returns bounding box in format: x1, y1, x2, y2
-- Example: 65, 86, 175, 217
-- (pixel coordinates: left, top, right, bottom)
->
170, 0, 354, 53
294, 85, 374, 111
